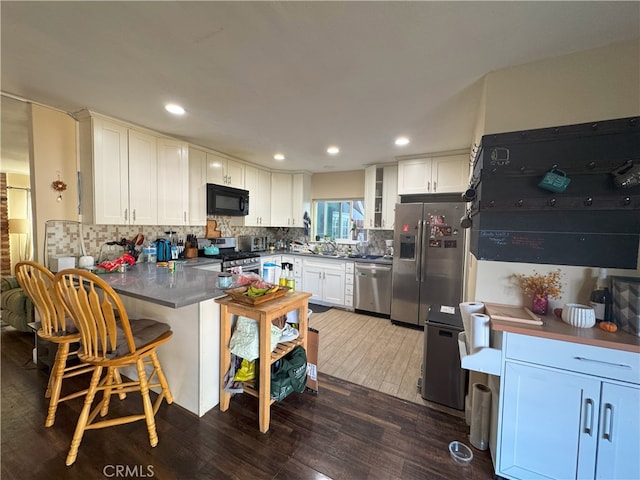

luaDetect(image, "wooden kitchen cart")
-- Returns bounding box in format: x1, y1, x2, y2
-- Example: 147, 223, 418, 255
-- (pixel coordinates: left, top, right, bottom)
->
216, 290, 312, 433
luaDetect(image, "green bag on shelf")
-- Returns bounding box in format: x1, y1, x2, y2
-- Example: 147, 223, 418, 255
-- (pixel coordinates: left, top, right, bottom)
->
270, 346, 307, 402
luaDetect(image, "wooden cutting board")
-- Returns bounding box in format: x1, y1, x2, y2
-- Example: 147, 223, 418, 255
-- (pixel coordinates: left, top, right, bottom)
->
206, 220, 221, 238
485, 302, 544, 325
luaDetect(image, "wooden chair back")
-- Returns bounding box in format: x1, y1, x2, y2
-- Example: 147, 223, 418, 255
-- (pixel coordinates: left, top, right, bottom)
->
15, 261, 70, 336
53, 268, 137, 362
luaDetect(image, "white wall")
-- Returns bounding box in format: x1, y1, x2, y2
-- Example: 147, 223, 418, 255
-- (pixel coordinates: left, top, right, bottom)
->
311, 170, 365, 200
30, 104, 78, 262
470, 39, 640, 307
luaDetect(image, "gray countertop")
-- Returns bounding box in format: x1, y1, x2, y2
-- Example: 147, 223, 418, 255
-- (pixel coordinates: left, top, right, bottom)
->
100, 257, 225, 309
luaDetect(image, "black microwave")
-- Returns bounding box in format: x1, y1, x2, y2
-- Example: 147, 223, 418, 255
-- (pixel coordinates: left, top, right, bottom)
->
206, 183, 249, 216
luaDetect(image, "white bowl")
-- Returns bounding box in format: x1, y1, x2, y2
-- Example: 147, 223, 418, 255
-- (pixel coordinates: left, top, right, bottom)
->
562, 303, 596, 328
449, 441, 473, 466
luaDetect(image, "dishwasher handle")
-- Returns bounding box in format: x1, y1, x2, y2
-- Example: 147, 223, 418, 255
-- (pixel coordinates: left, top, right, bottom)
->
355, 264, 392, 272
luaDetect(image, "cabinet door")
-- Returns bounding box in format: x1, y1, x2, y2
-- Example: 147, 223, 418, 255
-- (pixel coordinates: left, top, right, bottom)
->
397, 158, 431, 194
128, 129, 157, 225
364, 166, 377, 229
596, 382, 640, 480
157, 139, 189, 225
225, 159, 245, 189
270, 173, 293, 226
206, 153, 226, 185
302, 262, 323, 302
498, 362, 599, 480
291, 173, 311, 228
92, 118, 129, 224
432, 154, 469, 193
323, 266, 346, 305
188, 148, 207, 226
256, 168, 271, 226
243, 166, 271, 226
381, 165, 398, 230
242, 165, 261, 226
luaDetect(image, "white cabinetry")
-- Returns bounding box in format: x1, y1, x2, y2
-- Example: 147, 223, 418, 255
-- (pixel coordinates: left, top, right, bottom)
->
497, 333, 640, 480
206, 152, 245, 189
344, 261, 354, 308
79, 112, 158, 225
188, 147, 207, 226
270, 173, 311, 227
302, 258, 345, 306
364, 165, 398, 230
397, 153, 469, 195
157, 139, 189, 225
127, 130, 158, 225
233, 165, 271, 226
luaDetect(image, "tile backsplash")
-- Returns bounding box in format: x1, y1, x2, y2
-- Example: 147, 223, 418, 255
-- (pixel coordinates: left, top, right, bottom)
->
45, 217, 392, 261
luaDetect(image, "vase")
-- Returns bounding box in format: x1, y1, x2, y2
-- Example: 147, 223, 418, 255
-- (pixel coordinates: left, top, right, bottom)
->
531, 293, 549, 315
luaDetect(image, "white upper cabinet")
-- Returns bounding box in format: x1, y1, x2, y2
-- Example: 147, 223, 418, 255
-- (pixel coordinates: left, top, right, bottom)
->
79, 112, 158, 225
157, 138, 189, 225
381, 165, 398, 230
397, 153, 469, 195
128, 129, 158, 225
231, 164, 271, 227
79, 115, 129, 224
206, 152, 245, 189
291, 173, 311, 228
271, 172, 311, 228
188, 148, 207, 226
364, 165, 397, 230
270, 173, 293, 226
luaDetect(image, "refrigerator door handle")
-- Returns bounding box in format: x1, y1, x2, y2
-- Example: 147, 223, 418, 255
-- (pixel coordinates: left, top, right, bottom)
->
420, 218, 428, 282
416, 220, 423, 282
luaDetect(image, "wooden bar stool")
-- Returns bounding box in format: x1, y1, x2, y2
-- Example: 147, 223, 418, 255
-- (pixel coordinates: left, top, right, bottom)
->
15, 261, 102, 427
54, 268, 173, 466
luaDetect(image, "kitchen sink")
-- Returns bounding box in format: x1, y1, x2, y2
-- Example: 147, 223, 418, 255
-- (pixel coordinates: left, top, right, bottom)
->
348, 254, 383, 259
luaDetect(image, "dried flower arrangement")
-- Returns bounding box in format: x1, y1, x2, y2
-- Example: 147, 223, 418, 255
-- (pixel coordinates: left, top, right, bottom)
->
514, 270, 563, 299
51, 179, 67, 193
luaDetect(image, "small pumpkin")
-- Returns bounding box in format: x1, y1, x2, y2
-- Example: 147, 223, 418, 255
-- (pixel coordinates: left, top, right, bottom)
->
598, 322, 618, 333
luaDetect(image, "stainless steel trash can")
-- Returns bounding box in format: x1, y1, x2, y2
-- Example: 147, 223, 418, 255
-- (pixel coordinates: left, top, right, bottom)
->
421, 304, 468, 410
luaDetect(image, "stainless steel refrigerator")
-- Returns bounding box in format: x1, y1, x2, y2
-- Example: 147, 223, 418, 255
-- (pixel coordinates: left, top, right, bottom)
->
390, 202, 466, 327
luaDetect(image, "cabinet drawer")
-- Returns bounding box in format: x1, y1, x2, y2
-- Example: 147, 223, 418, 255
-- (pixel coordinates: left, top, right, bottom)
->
505, 333, 640, 385
346, 262, 355, 274
345, 284, 353, 296
344, 295, 353, 307
345, 273, 354, 285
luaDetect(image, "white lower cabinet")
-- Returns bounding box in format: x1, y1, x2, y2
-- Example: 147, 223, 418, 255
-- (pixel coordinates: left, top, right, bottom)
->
302, 258, 345, 306
344, 262, 354, 308
497, 334, 640, 480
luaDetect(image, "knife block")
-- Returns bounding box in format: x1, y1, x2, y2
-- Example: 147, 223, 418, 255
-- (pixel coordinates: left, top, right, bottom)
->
184, 246, 198, 259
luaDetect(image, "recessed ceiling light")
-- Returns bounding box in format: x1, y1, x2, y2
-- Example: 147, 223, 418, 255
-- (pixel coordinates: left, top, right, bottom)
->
165, 103, 185, 115
395, 136, 410, 146
274, 153, 285, 161
327, 146, 340, 155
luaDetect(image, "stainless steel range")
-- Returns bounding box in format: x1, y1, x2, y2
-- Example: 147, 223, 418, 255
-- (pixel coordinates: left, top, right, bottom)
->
197, 237, 261, 272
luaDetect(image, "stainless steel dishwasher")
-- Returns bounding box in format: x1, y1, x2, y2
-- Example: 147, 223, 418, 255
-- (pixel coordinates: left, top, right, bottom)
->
355, 262, 392, 316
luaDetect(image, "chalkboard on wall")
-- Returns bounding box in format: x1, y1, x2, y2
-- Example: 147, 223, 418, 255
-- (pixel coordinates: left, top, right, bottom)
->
467, 117, 640, 269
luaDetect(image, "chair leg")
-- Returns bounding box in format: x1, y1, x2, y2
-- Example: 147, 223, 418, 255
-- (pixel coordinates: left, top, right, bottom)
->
99, 367, 117, 417
150, 351, 173, 404
45, 342, 70, 427
112, 368, 127, 400
66, 365, 103, 466
136, 358, 159, 448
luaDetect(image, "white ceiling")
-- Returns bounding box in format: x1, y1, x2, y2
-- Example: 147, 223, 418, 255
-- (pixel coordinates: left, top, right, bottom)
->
2, 2, 639, 174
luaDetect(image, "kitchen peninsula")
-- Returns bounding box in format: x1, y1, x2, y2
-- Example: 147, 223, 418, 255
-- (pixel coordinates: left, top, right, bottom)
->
97, 257, 226, 417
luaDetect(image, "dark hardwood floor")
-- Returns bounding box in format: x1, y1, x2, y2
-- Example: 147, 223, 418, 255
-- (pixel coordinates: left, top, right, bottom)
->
1, 328, 495, 479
